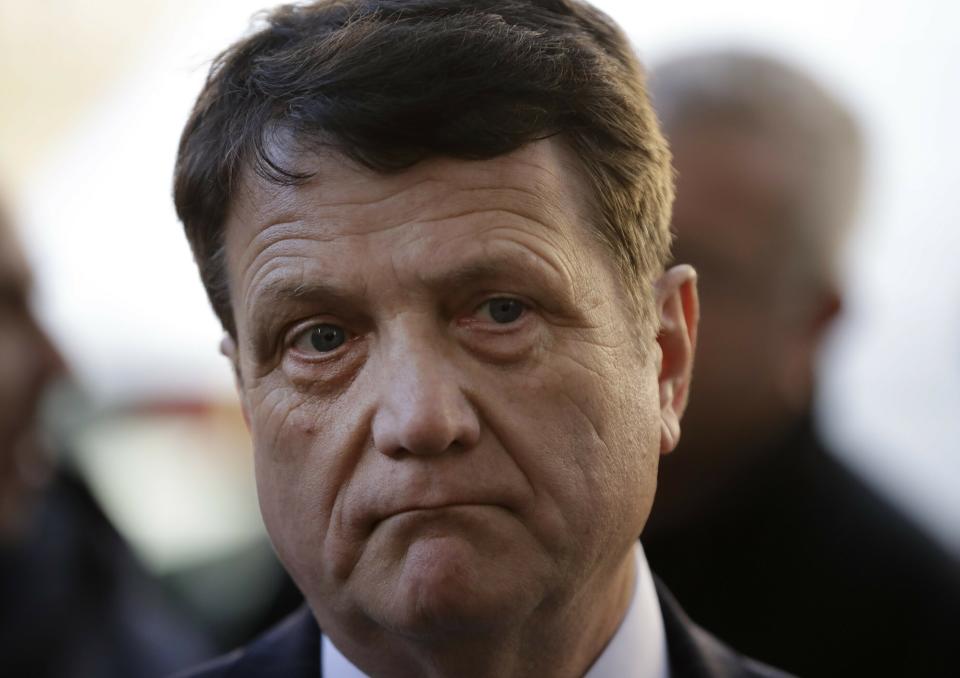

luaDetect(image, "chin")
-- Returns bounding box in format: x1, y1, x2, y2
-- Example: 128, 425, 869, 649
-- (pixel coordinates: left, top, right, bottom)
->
375, 530, 538, 637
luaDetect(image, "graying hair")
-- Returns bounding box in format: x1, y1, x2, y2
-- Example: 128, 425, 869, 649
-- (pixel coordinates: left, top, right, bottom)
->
651, 50, 863, 288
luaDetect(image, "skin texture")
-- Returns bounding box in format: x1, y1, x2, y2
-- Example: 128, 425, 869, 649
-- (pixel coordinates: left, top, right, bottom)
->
222, 138, 697, 678
650, 123, 840, 531
0, 215, 63, 539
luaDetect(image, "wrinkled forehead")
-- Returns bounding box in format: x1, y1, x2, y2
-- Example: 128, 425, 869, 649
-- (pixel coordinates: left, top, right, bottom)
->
224, 137, 598, 246
232, 137, 594, 224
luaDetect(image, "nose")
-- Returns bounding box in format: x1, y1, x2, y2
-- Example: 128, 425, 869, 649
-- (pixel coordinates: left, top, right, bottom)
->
371, 329, 480, 458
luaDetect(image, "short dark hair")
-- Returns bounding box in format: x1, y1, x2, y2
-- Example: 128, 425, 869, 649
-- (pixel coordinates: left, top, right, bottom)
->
174, 0, 673, 338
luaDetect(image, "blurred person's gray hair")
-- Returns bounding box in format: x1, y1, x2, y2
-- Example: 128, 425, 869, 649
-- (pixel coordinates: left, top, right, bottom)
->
650, 50, 863, 289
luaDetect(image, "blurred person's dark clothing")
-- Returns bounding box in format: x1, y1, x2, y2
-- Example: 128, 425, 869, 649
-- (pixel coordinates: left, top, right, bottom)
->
1, 196, 216, 676
648, 50, 960, 677
0, 465, 215, 678
644, 414, 960, 678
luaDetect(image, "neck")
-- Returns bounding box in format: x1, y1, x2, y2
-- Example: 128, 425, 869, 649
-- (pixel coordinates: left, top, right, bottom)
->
320, 547, 637, 678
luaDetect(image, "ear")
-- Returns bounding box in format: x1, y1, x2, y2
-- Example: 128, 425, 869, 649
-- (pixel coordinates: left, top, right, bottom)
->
654, 265, 699, 455
220, 334, 251, 430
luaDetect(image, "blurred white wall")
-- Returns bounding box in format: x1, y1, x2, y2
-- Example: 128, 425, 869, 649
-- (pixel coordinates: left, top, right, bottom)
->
3, 0, 958, 555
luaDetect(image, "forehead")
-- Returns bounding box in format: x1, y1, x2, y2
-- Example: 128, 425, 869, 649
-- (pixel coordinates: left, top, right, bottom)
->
220, 138, 631, 347
222, 139, 607, 312
227, 138, 593, 244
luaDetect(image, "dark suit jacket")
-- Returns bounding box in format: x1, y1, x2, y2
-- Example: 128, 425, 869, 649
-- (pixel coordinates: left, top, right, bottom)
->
174, 579, 790, 678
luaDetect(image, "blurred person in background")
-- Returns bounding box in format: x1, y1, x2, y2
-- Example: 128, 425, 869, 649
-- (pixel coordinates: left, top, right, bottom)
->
643, 51, 960, 677
0, 201, 61, 540
0, 202, 214, 677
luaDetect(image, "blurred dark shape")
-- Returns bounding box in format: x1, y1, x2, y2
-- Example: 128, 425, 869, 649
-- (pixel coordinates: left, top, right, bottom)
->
166, 532, 302, 651
0, 466, 217, 678
109, 401, 304, 652
644, 50, 960, 678
0, 207, 215, 677
0, 208, 61, 538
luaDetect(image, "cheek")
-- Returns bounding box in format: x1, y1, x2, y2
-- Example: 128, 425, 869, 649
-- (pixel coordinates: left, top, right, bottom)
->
489, 345, 661, 552
246, 379, 367, 588
569, 358, 661, 528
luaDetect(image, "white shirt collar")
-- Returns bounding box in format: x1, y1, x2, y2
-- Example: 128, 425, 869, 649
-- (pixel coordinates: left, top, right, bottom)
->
322, 629, 369, 678
322, 543, 670, 678
584, 543, 670, 678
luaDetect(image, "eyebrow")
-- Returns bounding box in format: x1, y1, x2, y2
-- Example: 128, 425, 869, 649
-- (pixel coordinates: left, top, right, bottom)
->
249, 277, 365, 323
418, 253, 561, 294
247, 248, 565, 326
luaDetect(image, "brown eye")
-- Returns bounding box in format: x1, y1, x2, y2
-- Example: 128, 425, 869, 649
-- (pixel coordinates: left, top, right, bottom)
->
482, 298, 525, 324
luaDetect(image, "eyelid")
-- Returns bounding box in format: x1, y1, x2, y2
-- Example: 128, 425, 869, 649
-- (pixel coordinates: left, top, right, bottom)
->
478, 294, 530, 308
467, 295, 533, 326
285, 319, 353, 357
475, 291, 529, 307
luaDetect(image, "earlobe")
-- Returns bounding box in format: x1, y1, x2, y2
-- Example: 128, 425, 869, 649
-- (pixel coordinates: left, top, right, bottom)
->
654, 265, 699, 455
219, 333, 242, 383
219, 333, 237, 359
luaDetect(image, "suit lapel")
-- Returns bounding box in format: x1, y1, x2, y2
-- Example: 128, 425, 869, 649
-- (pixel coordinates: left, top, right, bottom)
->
655, 577, 788, 678
221, 583, 785, 678
228, 605, 321, 678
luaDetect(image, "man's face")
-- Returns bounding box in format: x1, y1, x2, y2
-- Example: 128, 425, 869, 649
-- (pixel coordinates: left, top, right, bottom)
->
0, 218, 62, 535
668, 123, 804, 452
224, 139, 671, 638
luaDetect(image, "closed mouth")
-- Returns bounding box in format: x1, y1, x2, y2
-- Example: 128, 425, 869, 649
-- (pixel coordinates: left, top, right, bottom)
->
390, 501, 506, 517
375, 502, 513, 529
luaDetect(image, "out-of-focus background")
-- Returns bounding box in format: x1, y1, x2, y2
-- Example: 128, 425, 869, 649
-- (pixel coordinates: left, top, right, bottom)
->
2, 0, 957, 618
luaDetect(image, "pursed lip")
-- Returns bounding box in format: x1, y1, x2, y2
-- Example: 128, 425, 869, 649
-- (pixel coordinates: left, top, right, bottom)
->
365, 492, 523, 533
383, 501, 509, 521
350, 467, 529, 535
